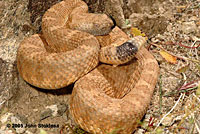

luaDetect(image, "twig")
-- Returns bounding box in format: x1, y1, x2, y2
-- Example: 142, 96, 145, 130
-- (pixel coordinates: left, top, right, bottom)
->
150, 43, 186, 61
158, 39, 200, 49
159, 75, 163, 114
193, 93, 200, 103
178, 80, 200, 90
195, 118, 200, 133
150, 43, 200, 63
154, 93, 184, 131
164, 86, 198, 97
178, 41, 200, 49
0, 100, 5, 107
189, 116, 195, 134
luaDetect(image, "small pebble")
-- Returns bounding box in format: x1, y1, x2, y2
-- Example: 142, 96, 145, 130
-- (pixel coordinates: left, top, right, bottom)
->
180, 21, 197, 34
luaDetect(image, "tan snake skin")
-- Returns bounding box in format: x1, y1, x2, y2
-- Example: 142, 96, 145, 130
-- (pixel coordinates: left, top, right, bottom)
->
17, 0, 142, 89
17, 0, 160, 133
70, 29, 159, 134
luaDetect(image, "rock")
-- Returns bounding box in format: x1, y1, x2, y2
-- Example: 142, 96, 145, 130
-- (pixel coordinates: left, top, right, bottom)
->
161, 115, 174, 126
162, 115, 183, 126
10, 116, 26, 133
57, 104, 68, 116
40, 104, 67, 120
179, 21, 197, 34
25, 130, 34, 134
0, 125, 14, 134
135, 128, 145, 134
40, 108, 53, 120
0, 59, 18, 109
104, 0, 126, 27
0, 113, 13, 124
129, 13, 168, 37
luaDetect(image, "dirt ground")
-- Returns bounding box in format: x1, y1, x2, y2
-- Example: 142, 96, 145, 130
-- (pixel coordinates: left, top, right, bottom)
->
0, 0, 200, 134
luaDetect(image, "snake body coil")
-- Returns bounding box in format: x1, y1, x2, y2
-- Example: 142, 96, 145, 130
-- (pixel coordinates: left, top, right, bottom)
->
17, 0, 159, 133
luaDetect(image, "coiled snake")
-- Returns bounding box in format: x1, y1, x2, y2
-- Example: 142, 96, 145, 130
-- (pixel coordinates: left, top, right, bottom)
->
17, 0, 159, 133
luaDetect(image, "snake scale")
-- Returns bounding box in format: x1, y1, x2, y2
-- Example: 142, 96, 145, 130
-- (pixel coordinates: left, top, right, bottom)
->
17, 0, 159, 133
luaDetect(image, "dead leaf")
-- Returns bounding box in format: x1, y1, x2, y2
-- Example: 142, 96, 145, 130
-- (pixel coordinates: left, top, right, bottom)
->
176, 5, 186, 13
159, 50, 177, 64
131, 27, 146, 37
176, 64, 189, 73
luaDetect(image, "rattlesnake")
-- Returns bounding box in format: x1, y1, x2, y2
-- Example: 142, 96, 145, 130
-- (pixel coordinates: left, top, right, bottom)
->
17, 0, 159, 133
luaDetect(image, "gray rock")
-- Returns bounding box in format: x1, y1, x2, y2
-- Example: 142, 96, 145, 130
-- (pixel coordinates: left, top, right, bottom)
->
180, 21, 197, 34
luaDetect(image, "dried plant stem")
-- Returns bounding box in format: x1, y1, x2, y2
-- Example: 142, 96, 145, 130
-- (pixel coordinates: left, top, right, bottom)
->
153, 93, 184, 132
150, 43, 200, 64
164, 86, 198, 97
159, 75, 163, 114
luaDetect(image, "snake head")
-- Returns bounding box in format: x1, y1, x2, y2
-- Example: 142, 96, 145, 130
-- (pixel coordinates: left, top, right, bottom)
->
126, 36, 146, 51
87, 14, 114, 36
116, 36, 146, 59
69, 13, 114, 36
112, 36, 147, 64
